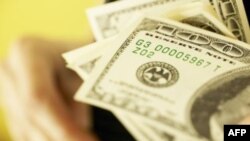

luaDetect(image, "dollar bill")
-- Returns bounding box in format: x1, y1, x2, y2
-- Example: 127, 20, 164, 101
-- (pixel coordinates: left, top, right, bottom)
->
145, 1, 235, 38
80, 0, 249, 77
63, 40, 197, 141
62, 0, 250, 140
65, 0, 250, 139
63, 43, 175, 141
87, 0, 171, 40
75, 16, 250, 140
69, 1, 249, 80
63, 39, 110, 79
87, 0, 206, 40
70, 16, 250, 77
192, 65, 250, 141
63, 41, 155, 141
212, 0, 250, 43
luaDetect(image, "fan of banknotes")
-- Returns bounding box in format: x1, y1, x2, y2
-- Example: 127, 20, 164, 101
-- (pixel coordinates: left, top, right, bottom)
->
62, 0, 250, 140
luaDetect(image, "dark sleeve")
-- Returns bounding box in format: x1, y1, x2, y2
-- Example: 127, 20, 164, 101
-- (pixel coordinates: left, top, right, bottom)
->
105, 0, 119, 3
243, 0, 250, 24
93, 107, 136, 141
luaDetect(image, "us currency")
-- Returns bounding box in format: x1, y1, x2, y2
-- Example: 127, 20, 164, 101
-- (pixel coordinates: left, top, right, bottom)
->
195, 66, 250, 141
87, 0, 220, 40
87, 0, 175, 40
63, 39, 110, 79
63, 41, 186, 141
67, 35, 250, 141
63, 39, 207, 141
63, 44, 179, 141
70, 4, 250, 137
155, 51, 250, 141
75, 16, 250, 141
70, 0, 249, 140
69, 9, 249, 139
63, 42, 154, 141
75, 1, 246, 77
144, 0, 235, 38
212, 0, 250, 43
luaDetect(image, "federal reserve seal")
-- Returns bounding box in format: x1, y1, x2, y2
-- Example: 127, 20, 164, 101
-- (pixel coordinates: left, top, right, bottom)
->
136, 61, 179, 88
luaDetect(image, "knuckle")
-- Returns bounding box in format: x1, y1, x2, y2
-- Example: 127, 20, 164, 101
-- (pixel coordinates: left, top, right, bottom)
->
27, 85, 56, 106
8, 36, 45, 67
10, 36, 43, 55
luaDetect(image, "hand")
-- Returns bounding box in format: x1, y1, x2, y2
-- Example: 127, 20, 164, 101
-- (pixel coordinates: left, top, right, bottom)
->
0, 36, 98, 141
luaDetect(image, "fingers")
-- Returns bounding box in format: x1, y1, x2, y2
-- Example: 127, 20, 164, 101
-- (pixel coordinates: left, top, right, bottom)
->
55, 56, 96, 137
56, 68, 93, 129
0, 62, 50, 141
8, 38, 56, 101
0, 62, 26, 141
70, 102, 93, 130
56, 68, 83, 102
4, 37, 98, 141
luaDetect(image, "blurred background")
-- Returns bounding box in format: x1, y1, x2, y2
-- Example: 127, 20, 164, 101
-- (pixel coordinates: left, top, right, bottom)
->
0, 0, 101, 140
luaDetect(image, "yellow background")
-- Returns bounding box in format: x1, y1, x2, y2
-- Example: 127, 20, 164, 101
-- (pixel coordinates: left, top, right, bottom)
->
0, 0, 101, 140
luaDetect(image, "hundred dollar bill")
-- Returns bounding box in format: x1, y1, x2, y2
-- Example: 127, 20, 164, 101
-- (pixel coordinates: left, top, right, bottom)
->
75, 16, 250, 140
191, 65, 250, 141
88, 0, 236, 39
63, 45, 171, 141
71, 20, 250, 78
69, 1, 245, 79
87, 0, 203, 40
63, 42, 181, 141
63, 39, 110, 79
145, 1, 235, 38
68, 8, 250, 137
63, 42, 156, 141
212, 0, 250, 43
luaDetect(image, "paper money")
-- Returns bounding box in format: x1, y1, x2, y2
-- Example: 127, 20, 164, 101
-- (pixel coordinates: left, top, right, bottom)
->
63, 40, 109, 79
87, 0, 205, 40
145, 1, 235, 38
70, 14, 250, 77
75, 16, 250, 140
212, 0, 250, 43
63, 39, 203, 141
68, 2, 250, 137
87, 0, 171, 40
63, 43, 184, 141
63, 41, 153, 141
61, 1, 250, 140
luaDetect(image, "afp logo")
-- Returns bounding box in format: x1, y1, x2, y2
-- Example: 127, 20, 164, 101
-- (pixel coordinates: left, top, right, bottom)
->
224, 125, 250, 141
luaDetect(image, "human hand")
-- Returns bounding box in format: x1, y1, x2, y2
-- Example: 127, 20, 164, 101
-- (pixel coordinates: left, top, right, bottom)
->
0, 37, 98, 141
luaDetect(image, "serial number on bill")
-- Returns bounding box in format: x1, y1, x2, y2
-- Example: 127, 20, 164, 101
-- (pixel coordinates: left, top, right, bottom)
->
132, 39, 223, 72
